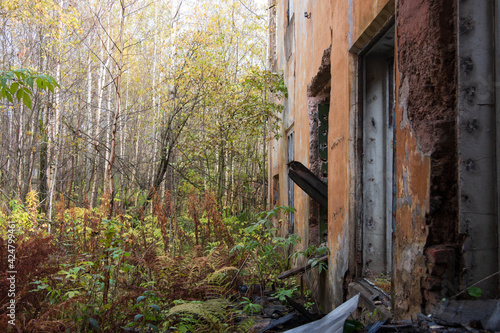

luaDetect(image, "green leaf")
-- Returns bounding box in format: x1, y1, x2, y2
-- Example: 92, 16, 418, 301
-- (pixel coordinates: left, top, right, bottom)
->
26, 76, 34, 89
23, 87, 32, 95
5, 71, 14, 80
39, 79, 47, 90
344, 319, 364, 333
50, 76, 61, 88
149, 304, 160, 312
13, 70, 22, 80
147, 323, 159, 332
121, 263, 132, 273
16, 86, 24, 101
10, 82, 19, 95
134, 314, 143, 322
467, 286, 482, 298
136, 295, 146, 303
89, 317, 100, 330
4, 89, 13, 103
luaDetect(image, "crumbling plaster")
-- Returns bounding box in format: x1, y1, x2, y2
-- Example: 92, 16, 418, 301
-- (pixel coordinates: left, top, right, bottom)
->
395, 0, 458, 317
269, 0, 469, 319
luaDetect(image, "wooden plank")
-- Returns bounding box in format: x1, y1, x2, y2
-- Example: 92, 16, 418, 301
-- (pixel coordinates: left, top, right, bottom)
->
285, 295, 319, 322
278, 255, 328, 280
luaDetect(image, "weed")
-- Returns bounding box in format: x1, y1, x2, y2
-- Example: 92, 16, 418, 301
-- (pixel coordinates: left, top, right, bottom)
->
273, 284, 299, 302
230, 205, 300, 289
239, 297, 263, 315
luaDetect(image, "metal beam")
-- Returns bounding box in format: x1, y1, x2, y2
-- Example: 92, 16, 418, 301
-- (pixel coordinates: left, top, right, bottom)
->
288, 161, 328, 208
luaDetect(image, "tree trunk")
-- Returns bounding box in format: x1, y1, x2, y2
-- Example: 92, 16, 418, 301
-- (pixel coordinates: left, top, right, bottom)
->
103, 0, 125, 306
47, 0, 65, 232
16, 104, 24, 196
39, 108, 49, 213
90, 13, 111, 208
217, 142, 226, 208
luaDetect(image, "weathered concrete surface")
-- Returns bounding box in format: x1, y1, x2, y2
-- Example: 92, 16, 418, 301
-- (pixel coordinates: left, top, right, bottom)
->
328, 0, 352, 309
353, 0, 395, 44
268, 0, 498, 321
268, 0, 338, 310
457, 0, 498, 299
393, 76, 429, 316
270, 0, 396, 312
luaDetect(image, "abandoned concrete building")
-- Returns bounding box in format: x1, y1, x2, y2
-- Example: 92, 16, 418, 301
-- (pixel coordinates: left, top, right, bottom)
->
267, 0, 500, 319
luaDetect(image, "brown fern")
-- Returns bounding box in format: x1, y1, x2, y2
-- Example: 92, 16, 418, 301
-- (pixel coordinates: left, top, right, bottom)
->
0, 233, 60, 329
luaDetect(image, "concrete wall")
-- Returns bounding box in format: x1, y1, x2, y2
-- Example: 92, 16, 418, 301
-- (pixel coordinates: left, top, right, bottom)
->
269, 0, 498, 319
270, 0, 397, 311
269, 0, 336, 256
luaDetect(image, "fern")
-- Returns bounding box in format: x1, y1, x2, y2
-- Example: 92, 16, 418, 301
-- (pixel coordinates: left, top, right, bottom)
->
204, 266, 238, 285
167, 298, 231, 331
207, 245, 229, 269
233, 317, 256, 333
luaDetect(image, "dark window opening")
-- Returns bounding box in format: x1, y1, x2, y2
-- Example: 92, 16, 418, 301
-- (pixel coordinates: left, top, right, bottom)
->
287, 132, 295, 234
318, 104, 329, 245
273, 174, 280, 206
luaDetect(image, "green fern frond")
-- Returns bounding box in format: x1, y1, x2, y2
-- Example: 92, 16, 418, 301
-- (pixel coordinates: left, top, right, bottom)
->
205, 266, 238, 284
232, 317, 256, 333
167, 298, 232, 332
167, 298, 230, 321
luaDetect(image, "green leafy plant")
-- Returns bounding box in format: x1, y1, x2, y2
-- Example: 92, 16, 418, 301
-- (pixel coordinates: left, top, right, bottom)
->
273, 284, 298, 302
467, 286, 483, 298
239, 297, 263, 315
230, 206, 300, 289
344, 319, 364, 333
0, 68, 59, 109
309, 257, 328, 274
363, 308, 384, 324
294, 244, 330, 274
304, 301, 315, 311
125, 291, 163, 332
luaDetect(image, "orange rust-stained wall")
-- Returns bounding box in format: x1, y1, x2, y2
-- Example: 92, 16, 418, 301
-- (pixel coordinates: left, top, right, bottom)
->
395, 0, 460, 316
268, 0, 336, 254
269, 0, 400, 312
268, 0, 487, 319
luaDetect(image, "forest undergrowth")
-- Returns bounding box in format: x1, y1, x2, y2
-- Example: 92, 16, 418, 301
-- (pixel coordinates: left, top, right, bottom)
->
0, 190, 326, 333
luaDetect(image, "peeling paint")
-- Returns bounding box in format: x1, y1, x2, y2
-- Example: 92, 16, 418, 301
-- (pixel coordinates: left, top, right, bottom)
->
267, 0, 498, 321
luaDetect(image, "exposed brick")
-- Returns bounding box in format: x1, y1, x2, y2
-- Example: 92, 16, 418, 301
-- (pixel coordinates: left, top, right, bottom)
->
426, 263, 448, 277
426, 246, 455, 265
423, 276, 442, 291
423, 289, 442, 306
